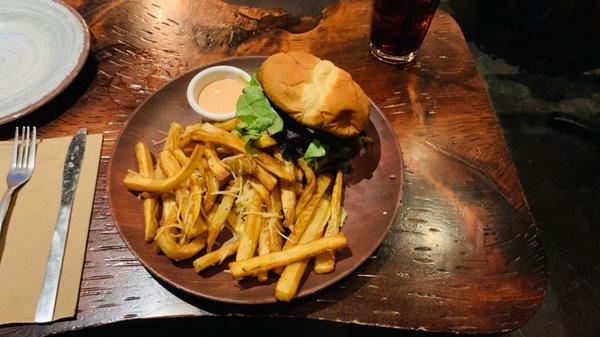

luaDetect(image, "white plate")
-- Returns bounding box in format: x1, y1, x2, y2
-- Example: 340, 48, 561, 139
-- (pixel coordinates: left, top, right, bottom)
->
0, 0, 90, 124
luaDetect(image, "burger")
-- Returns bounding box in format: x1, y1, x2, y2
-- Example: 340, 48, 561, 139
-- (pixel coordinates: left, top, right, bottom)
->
235, 51, 371, 172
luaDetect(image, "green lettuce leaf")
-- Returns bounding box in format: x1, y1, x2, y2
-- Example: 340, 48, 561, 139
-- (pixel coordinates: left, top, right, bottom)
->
235, 73, 283, 144
339, 208, 348, 227
303, 139, 327, 171
304, 140, 327, 160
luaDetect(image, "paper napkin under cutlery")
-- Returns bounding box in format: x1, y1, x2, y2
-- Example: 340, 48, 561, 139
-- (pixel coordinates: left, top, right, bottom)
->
0, 135, 102, 325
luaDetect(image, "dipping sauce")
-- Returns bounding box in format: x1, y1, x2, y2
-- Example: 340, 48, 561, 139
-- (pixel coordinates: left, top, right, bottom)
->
197, 78, 245, 114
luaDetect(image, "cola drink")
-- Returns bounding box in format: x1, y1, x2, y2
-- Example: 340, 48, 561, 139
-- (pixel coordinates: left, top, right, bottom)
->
370, 0, 441, 64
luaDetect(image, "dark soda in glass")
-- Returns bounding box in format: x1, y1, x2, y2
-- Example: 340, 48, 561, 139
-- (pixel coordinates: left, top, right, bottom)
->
370, 0, 441, 64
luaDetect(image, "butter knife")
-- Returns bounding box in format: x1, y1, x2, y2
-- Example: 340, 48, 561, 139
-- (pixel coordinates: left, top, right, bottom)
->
35, 128, 87, 323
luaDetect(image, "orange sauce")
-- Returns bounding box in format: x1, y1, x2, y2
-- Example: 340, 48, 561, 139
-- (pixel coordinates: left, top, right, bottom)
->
197, 78, 245, 114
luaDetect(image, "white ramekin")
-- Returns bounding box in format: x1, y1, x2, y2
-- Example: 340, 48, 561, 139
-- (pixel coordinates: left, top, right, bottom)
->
186, 65, 251, 121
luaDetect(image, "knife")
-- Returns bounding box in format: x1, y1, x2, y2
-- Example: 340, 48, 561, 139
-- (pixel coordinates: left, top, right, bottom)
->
35, 128, 87, 323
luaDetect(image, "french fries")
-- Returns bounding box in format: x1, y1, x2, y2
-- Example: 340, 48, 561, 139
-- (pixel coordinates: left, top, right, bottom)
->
275, 198, 331, 301
253, 165, 277, 191
267, 187, 283, 253
164, 122, 184, 151
187, 178, 202, 231
206, 179, 239, 251
193, 239, 239, 272
255, 133, 277, 148
254, 152, 295, 182
156, 207, 205, 261
315, 170, 343, 273
257, 218, 270, 282
172, 149, 190, 166
158, 150, 181, 177
249, 177, 270, 206
295, 159, 316, 218
222, 154, 255, 175
283, 174, 332, 249
202, 159, 219, 212
214, 117, 239, 132
205, 145, 231, 181
123, 145, 202, 192
280, 180, 296, 229
161, 194, 176, 223
191, 123, 245, 153
124, 119, 348, 301
236, 190, 262, 261
230, 234, 346, 280
134, 142, 159, 242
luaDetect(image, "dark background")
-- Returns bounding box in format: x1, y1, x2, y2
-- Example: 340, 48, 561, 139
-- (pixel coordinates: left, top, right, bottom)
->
443, 1, 600, 336
57, 0, 600, 336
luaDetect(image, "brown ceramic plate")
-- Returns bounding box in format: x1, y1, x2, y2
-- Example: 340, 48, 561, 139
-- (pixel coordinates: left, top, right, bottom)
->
108, 56, 404, 304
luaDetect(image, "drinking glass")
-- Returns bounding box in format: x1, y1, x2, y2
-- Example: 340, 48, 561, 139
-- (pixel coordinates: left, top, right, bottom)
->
370, 0, 441, 64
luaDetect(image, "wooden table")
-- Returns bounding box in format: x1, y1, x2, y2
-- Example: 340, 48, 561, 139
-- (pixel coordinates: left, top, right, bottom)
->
0, 0, 546, 335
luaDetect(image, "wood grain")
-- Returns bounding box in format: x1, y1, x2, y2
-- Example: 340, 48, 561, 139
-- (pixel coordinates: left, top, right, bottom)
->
0, 0, 546, 335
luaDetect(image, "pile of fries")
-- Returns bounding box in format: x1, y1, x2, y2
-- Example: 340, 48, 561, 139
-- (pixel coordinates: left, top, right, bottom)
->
123, 119, 347, 301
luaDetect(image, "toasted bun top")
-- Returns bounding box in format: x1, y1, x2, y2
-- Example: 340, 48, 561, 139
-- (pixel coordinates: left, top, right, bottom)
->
257, 52, 370, 138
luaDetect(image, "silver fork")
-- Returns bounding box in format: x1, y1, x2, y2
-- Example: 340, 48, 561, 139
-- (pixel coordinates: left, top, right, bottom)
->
0, 127, 37, 233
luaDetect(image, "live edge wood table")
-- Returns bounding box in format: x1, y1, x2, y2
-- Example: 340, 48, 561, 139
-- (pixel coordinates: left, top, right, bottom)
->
0, 0, 546, 335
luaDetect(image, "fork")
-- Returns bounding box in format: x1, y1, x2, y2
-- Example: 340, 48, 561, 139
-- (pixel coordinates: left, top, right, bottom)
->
0, 127, 37, 234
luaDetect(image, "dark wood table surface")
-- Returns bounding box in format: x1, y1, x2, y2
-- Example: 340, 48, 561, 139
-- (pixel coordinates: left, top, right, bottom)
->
0, 0, 546, 335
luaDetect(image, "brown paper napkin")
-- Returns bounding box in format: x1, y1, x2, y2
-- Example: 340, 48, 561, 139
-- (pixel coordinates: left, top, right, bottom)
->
0, 134, 102, 325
